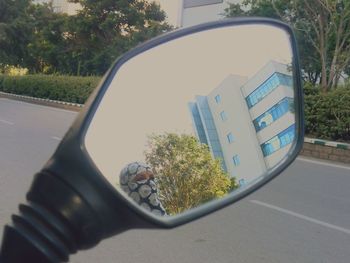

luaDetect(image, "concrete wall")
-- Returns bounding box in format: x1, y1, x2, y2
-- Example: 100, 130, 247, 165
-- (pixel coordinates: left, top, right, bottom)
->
301, 139, 350, 164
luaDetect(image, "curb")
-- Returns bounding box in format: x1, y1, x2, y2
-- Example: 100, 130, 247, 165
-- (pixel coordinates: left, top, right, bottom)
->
0, 91, 83, 111
304, 137, 349, 150
301, 138, 350, 164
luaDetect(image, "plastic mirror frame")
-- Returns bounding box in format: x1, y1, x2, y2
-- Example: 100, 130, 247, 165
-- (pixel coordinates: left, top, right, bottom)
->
63, 17, 304, 228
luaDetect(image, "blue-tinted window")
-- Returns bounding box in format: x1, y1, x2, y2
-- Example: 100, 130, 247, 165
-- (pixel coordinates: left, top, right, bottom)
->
253, 97, 293, 132
205, 121, 215, 129
215, 94, 221, 104
220, 111, 228, 121
246, 73, 293, 108
227, 132, 234, 143
189, 103, 208, 145
232, 154, 240, 166
261, 124, 295, 157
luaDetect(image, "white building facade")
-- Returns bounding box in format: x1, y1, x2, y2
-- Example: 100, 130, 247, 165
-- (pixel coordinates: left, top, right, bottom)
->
33, 0, 81, 15
189, 61, 295, 185
179, 0, 241, 27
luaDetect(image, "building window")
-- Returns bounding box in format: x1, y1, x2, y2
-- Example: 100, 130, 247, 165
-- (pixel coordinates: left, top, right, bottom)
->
253, 97, 293, 132
220, 111, 228, 121
227, 132, 234, 143
246, 73, 293, 108
215, 94, 221, 104
232, 154, 240, 166
261, 124, 295, 157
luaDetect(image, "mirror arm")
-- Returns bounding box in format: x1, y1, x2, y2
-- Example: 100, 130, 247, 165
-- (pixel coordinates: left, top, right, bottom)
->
1, 143, 161, 263
0, 171, 105, 262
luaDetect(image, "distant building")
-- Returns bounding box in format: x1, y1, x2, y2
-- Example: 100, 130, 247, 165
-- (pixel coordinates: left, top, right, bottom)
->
33, 0, 81, 15
179, 0, 241, 27
188, 61, 295, 185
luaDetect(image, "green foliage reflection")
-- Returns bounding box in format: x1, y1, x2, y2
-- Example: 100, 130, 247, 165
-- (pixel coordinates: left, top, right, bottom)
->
145, 133, 237, 215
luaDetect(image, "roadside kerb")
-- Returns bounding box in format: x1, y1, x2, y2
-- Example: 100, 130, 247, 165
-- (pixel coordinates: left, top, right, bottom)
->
301, 138, 350, 164
0, 91, 83, 112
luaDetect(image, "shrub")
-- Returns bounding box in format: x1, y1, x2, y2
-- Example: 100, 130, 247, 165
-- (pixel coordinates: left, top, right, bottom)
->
304, 83, 350, 141
0, 74, 101, 104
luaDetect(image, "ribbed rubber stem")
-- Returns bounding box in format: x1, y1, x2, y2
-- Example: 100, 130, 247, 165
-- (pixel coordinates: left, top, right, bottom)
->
1, 202, 77, 263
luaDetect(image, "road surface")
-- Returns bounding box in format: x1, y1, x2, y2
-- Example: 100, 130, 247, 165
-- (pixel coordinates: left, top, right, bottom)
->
1, 98, 349, 263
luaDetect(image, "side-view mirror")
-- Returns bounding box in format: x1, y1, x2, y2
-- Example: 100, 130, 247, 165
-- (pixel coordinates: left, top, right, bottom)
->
0, 18, 304, 262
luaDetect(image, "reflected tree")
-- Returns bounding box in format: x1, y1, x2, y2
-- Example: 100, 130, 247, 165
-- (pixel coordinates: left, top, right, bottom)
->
145, 133, 236, 215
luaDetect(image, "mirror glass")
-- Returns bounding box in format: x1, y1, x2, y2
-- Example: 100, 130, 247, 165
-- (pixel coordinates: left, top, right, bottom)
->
85, 24, 296, 217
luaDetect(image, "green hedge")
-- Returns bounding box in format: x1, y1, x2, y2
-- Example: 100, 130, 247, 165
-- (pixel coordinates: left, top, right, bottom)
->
0, 74, 101, 104
304, 83, 350, 142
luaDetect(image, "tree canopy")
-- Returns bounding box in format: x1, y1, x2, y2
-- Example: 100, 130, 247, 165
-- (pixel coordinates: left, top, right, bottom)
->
0, 0, 33, 67
225, 0, 350, 92
144, 133, 236, 215
0, 0, 172, 75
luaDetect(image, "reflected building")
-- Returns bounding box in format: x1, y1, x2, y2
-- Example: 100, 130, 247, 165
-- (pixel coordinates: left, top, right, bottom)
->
188, 61, 295, 186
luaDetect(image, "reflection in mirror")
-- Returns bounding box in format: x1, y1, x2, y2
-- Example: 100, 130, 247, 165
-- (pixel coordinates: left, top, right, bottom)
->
85, 24, 296, 217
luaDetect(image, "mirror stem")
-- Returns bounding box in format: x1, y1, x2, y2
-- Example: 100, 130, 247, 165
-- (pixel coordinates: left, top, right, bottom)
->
0, 171, 104, 262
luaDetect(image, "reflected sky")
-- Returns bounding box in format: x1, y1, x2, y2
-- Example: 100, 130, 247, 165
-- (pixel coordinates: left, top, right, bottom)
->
85, 24, 293, 191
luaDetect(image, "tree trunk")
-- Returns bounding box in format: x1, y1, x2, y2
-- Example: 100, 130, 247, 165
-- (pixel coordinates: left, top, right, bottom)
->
333, 71, 341, 88
328, 52, 338, 89
320, 52, 328, 92
318, 8, 328, 93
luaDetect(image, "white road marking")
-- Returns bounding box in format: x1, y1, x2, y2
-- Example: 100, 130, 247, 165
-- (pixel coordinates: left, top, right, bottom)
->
0, 119, 14, 125
250, 200, 350, 235
51, 136, 62, 141
297, 156, 350, 171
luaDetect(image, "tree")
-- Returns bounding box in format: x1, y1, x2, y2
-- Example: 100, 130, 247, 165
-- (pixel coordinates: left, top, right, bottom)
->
292, 0, 350, 91
224, 0, 321, 85
144, 133, 236, 215
1, 0, 171, 75
0, 0, 33, 67
25, 3, 69, 74
0, 1, 69, 74
225, 0, 350, 92
63, 0, 172, 75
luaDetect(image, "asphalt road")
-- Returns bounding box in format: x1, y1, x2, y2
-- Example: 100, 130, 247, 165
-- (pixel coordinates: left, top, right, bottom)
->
1, 98, 350, 263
